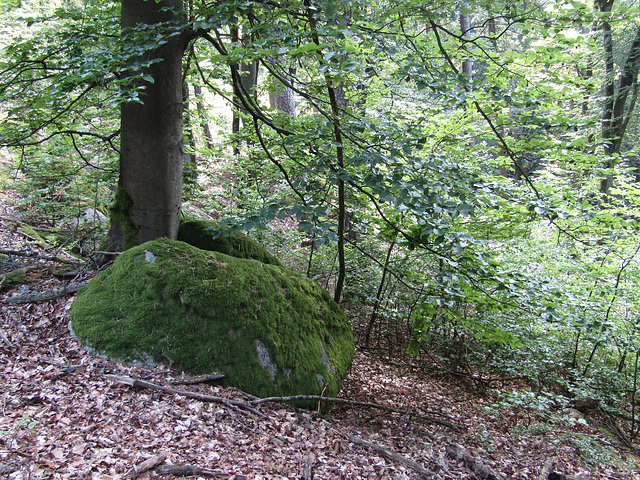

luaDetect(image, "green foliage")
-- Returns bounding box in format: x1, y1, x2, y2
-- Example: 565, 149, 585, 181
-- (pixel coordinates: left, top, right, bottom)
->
0, 413, 39, 437
5, 0, 640, 432
571, 436, 614, 468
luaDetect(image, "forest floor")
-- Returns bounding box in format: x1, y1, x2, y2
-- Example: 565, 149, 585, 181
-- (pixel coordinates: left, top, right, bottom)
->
1, 203, 639, 479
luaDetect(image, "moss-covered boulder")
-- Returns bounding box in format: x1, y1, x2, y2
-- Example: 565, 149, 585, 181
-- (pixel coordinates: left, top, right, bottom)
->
177, 218, 281, 266
70, 238, 353, 406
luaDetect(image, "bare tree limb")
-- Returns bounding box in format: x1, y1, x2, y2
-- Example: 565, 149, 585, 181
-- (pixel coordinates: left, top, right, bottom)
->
249, 394, 462, 429
4, 282, 87, 304
104, 375, 264, 417
351, 435, 436, 479
122, 454, 166, 479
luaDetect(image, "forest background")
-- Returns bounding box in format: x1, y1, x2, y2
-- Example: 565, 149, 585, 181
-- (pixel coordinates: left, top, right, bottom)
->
2, 0, 640, 469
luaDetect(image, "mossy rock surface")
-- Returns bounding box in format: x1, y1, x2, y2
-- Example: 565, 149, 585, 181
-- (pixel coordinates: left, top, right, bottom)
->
70, 238, 353, 406
178, 219, 281, 266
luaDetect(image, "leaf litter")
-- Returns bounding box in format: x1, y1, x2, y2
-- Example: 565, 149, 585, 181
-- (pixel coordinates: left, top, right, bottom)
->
1, 218, 638, 479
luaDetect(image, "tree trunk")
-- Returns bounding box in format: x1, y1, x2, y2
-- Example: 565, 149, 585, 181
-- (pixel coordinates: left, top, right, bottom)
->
108, 0, 185, 250
183, 82, 198, 197
193, 84, 214, 150
269, 62, 296, 117
459, 3, 473, 83
239, 59, 259, 128
596, 0, 640, 193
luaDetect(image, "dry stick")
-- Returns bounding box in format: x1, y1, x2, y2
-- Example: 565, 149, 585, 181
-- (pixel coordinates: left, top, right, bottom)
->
154, 465, 235, 478
350, 435, 435, 479
0, 248, 82, 266
547, 473, 595, 480
122, 453, 166, 479
250, 395, 462, 430
4, 282, 87, 304
105, 375, 264, 417
170, 373, 226, 385
445, 444, 502, 480
303, 453, 315, 480
539, 457, 555, 480
0, 329, 15, 350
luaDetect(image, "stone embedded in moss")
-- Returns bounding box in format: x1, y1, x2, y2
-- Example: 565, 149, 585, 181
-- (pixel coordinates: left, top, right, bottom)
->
70, 238, 353, 407
178, 219, 281, 266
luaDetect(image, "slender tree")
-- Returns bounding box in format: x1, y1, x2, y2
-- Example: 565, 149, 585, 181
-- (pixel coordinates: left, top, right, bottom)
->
596, 0, 640, 193
108, 0, 186, 250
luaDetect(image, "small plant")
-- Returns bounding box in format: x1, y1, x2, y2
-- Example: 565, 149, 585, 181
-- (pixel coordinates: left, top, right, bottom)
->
15, 413, 38, 430
0, 413, 39, 439
474, 425, 495, 452
529, 422, 553, 436
493, 390, 567, 427
571, 437, 612, 468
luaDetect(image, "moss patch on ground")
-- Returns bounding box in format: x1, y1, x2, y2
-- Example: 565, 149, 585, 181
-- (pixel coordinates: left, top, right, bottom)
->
177, 218, 281, 266
70, 239, 353, 406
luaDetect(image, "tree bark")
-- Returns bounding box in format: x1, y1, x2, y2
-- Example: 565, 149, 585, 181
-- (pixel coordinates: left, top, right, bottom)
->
108, 0, 185, 250
269, 61, 296, 116
459, 3, 473, 83
183, 81, 198, 197
194, 84, 214, 150
596, 0, 640, 193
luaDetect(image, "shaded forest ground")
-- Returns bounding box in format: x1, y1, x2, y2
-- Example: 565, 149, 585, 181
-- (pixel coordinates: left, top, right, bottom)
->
1, 197, 639, 479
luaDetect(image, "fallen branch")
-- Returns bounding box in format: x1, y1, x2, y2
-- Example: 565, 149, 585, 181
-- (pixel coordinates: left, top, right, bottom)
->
250, 395, 462, 430
548, 473, 593, 480
446, 444, 503, 480
4, 282, 87, 304
351, 435, 436, 479
303, 453, 315, 480
105, 375, 264, 417
154, 465, 238, 478
170, 373, 226, 385
0, 248, 82, 266
122, 454, 166, 479
0, 266, 37, 289
539, 457, 555, 480
0, 329, 15, 350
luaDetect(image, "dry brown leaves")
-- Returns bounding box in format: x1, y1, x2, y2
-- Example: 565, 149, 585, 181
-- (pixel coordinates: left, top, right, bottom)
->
1, 215, 638, 479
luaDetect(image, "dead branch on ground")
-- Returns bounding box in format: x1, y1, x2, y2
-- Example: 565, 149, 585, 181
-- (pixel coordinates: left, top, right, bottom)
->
105, 375, 264, 417
4, 282, 87, 304
350, 435, 437, 479
154, 464, 238, 478
250, 395, 462, 430
122, 454, 165, 479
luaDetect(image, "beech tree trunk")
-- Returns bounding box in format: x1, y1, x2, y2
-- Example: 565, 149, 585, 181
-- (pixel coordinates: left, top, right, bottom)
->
269, 61, 296, 117
459, 3, 473, 83
108, 0, 185, 250
596, 0, 640, 193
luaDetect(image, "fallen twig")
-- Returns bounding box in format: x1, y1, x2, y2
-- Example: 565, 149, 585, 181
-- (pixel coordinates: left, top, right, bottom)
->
350, 435, 436, 479
122, 453, 166, 479
154, 464, 237, 478
0, 328, 15, 350
4, 282, 87, 304
446, 444, 503, 480
303, 452, 315, 480
547, 473, 594, 480
105, 375, 264, 417
170, 373, 226, 385
0, 248, 82, 266
250, 395, 462, 430
539, 457, 555, 480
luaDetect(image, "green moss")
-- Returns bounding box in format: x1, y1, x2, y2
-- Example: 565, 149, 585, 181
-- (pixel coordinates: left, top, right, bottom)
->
107, 187, 138, 251
178, 219, 282, 266
17, 224, 46, 245
70, 239, 353, 408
